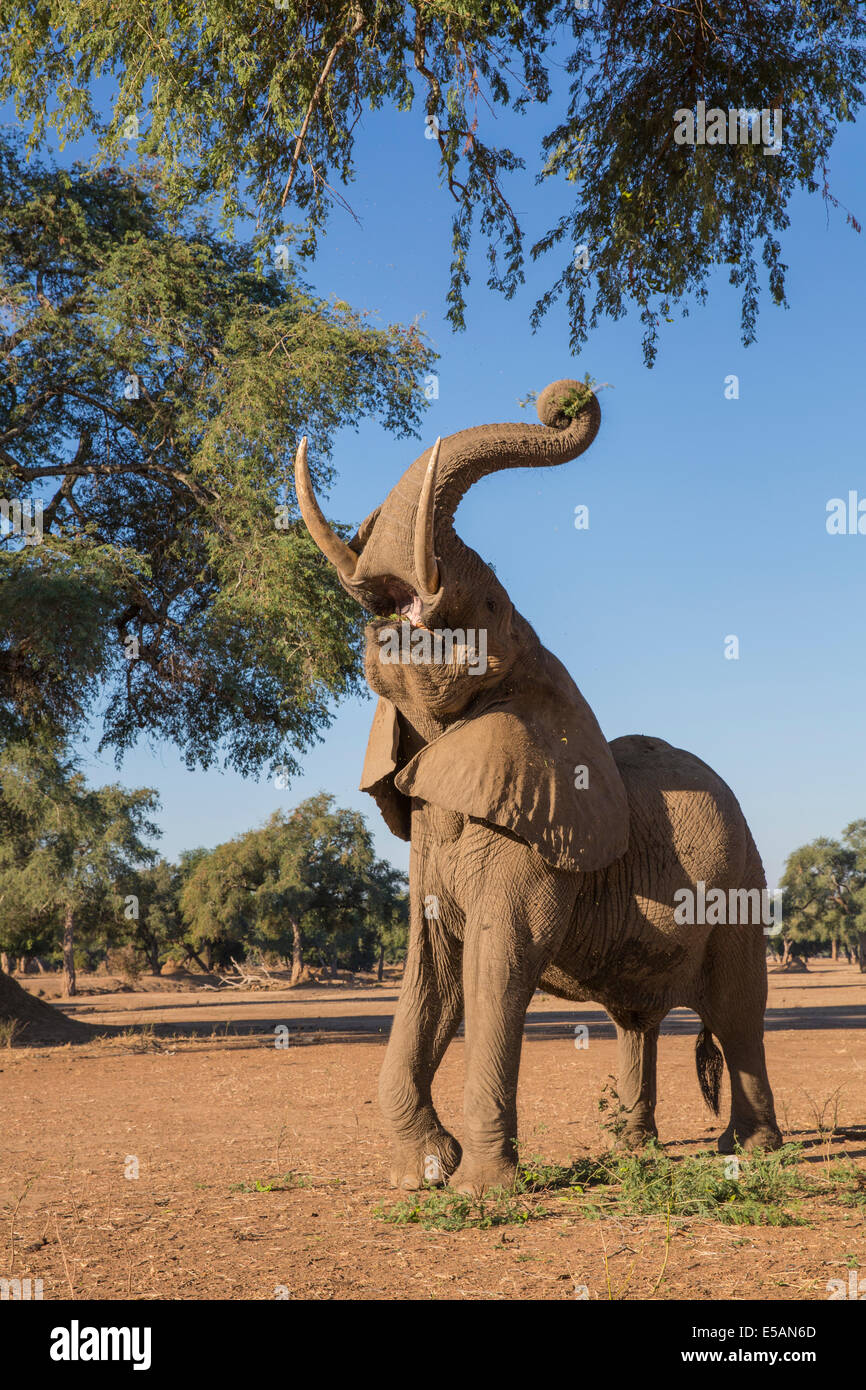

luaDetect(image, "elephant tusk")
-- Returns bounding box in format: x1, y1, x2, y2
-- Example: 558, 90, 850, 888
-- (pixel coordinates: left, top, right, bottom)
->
294, 436, 358, 579
414, 436, 441, 598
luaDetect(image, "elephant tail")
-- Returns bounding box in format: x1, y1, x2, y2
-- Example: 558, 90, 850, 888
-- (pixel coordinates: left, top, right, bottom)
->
695, 1027, 723, 1115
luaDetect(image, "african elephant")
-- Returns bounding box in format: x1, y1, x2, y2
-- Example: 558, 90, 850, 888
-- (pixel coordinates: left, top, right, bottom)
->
296, 378, 782, 1195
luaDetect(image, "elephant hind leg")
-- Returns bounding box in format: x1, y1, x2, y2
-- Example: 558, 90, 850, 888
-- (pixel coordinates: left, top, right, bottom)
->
712, 1026, 783, 1153
613, 1019, 662, 1148
700, 936, 782, 1153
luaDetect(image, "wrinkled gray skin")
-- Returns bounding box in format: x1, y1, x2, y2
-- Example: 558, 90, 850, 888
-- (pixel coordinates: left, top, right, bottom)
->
296, 380, 782, 1194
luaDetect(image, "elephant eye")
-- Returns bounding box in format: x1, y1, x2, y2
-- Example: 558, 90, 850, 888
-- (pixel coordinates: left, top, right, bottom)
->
486, 598, 497, 612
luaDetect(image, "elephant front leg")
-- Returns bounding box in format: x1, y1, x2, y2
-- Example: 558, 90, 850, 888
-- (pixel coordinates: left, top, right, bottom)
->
379, 924, 463, 1189
450, 935, 537, 1196
449, 830, 576, 1196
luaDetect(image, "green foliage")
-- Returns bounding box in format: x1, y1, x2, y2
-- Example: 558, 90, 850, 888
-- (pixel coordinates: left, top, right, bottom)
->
229, 1172, 317, 1193
375, 1142, 859, 1231
2, 4, 862, 363
179, 793, 407, 972
0, 132, 434, 766
574, 1145, 808, 1226
375, 1186, 541, 1231
532, 1, 865, 364
779, 824, 866, 962
116, 858, 189, 972
0, 735, 159, 959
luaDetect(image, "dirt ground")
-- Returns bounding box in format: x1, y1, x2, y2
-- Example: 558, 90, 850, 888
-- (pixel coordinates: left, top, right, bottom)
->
1, 960, 864, 1301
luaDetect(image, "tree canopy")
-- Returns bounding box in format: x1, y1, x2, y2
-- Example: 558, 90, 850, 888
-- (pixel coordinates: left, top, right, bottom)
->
0, 736, 159, 992
180, 793, 407, 974
0, 132, 434, 766
1, 2, 862, 363
779, 822, 866, 969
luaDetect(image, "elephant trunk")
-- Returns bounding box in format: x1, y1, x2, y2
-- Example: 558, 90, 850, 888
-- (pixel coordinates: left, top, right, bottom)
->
429, 379, 601, 537
294, 378, 601, 599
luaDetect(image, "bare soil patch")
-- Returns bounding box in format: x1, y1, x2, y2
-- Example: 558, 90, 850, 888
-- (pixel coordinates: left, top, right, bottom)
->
1, 960, 863, 1300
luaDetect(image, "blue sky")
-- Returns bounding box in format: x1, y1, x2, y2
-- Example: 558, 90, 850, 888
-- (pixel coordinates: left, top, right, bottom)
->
6, 67, 865, 891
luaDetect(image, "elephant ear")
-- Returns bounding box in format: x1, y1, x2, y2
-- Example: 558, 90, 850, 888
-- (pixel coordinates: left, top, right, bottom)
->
360, 696, 412, 841
392, 652, 629, 872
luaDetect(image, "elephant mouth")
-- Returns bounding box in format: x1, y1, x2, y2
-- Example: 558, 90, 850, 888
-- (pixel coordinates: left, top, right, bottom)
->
364, 578, 425, 627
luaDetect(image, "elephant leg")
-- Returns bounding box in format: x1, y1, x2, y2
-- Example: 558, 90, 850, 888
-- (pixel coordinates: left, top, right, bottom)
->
702, 926, 782, 1153
450, 930, 536, 1195
714, 1028, 782, 1153
613, 1020, 660, 1147
449, 824, 576, 1196
379, 917, 464, 1189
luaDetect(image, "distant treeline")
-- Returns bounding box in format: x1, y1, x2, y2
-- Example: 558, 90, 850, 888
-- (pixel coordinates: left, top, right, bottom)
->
2, 739, 864, 989
0, 738, 406, 993
773, 822, 866, 970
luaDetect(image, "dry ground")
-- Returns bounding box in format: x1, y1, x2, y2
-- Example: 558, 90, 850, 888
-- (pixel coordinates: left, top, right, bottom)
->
1, 960, 864, 1301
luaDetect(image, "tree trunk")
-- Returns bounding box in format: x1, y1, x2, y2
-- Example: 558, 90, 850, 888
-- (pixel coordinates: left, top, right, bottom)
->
35, 957, 48, 974
377, 944, 385, 982
0, 952, 10, 974
859, 933, 866, 974
290, 919, 304, 986
329, 946, 338, 980
831, 938, 838, 961
62, 904, 77, 997
204, 942, 214, 972
17, 956, 27, 974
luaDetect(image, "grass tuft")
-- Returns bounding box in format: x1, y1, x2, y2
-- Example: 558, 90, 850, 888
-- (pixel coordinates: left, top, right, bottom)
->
373, 1143, 857, 1231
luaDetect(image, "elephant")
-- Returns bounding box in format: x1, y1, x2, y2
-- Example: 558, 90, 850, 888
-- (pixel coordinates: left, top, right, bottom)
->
295, 378, 782, 1195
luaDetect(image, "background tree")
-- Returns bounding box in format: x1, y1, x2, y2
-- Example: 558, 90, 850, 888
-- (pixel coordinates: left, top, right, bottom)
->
367, 859, 409, 981
251, 795, 379, 977
180, 794, 407, 979
0, 132, 434, 764
2, 3, 862, 364
779, 835, 861, 966
0, 739, 159, 994
840, 820, 866, 971
179, 832, 264, 972
116, 858, 188, 976
0, 739, 57, 972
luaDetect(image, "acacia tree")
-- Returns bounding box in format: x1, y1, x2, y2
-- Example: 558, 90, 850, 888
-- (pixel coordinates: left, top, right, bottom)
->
178, 831, 264, 971
116, 858, 188, 975
1, 2, 862, 363
840, 820, 866, 971
180, 795, 407, 979
367, 859, 409, 981
778, 834, 862, 966
265, 795, 379, 976
255, 796, 407, 978
0, 132, 434, 762
0, 739, 159, 995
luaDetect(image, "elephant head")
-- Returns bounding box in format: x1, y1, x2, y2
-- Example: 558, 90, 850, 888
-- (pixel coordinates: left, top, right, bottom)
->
296, 378, 630, 872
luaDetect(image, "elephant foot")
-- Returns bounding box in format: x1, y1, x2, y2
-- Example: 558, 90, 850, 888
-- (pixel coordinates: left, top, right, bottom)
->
614, 1124, 659, 1152
449, 1157, 517, 1197
389, 1129, 462, 1190
718, 1123, 783, 1155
